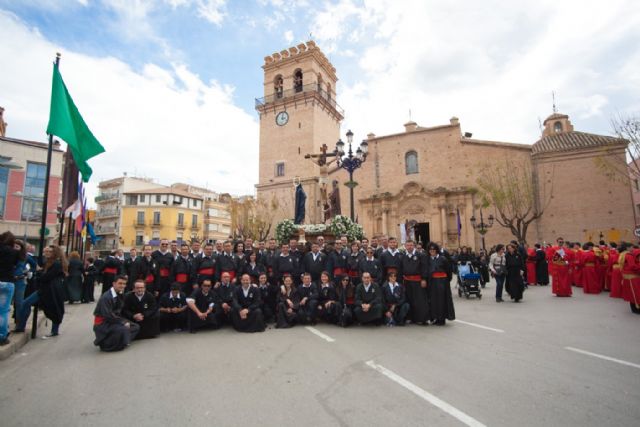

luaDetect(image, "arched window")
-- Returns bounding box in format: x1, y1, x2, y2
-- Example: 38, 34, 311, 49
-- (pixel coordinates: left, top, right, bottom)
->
405, 151, 418, 175
317, 73, 323, 92
274, 75, 283, 99
326, 83, 331, 102
553, 121, 562, 133
294, 69, 303, 93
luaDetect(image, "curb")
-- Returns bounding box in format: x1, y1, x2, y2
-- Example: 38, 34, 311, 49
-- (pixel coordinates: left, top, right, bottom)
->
0, 315, 47, 361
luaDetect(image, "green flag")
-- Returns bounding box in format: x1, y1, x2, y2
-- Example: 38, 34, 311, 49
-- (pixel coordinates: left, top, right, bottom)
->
46, 63, 105, 182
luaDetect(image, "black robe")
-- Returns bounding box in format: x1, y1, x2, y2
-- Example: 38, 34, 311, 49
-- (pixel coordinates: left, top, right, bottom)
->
505, 252, 525, 301
101, 256, 120, 295
158, 291, 187, 331
317, 283, 340, 324
186, 288, 218, 332
535, 249, 549, 285
358, 257, 382, 284
93, 289, 140, 352
130, 256, 156, 294
354, 283, 383, 324
379, 250, 403, 278
336, 283, 356, 327
65, 259, 84, 303
152, 250, 174, 295
425, 255, 455, 323
193, 254, 217, 285
231, 286, 265, 332
172, 256, 195, 295
276, 287, 300, 328
302, 251, 327, 283
82, 264, 97, 303
122, 291, 160, 339
382, 282, 410, 325
37, 261, 66, 325
401, 251, 428, 323
297, 283, 319, 324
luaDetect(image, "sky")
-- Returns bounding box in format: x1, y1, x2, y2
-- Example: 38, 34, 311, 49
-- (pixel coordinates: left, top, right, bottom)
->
1, 0, 639, 208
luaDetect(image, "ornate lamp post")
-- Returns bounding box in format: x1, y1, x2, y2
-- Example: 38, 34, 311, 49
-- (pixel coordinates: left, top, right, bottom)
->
469, 208, 494, 252
335, 130, 368, 221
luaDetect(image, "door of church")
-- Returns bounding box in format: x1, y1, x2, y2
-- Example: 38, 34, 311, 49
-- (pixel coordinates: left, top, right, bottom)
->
415, 223, 430, 245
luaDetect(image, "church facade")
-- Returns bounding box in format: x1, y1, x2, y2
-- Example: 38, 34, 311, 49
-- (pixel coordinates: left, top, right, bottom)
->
255, 42, 635, 249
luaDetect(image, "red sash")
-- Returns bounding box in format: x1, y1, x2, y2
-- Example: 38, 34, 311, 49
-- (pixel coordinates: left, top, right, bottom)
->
103, 267, 118, 274
198, 268, 214, 276
403, 275, 422, 282
176, 273, 189, 283
333, 267, 347, 277
386, 267, 398, 274
94, 316, 105, 326
346, 296, 354, 305
159, 268, 170, 278
144, 274, 154, 284
432, 272, 447, 279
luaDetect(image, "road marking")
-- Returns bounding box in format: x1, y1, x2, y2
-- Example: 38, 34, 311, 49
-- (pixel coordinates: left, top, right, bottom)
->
305, 326, 335, 342
565, 347, 640, 369
454, 319, 504, 333
365, 360, 487, 427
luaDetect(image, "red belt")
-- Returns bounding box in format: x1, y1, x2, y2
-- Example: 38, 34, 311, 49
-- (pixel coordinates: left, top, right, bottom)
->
432, 272, 448, 279
223, 270, 236, 281
103, 267, 117, 274
145, 274, 154, 284
348, 270, 359, 278
176, 273, 189, 283
333, 268, 347, 276
198, 268, 214, 275
159, 268, 170, 277
404, 275, 422, 281
94, 316, 105, 326
386, 267, 398, 274
346, 296, 354, 305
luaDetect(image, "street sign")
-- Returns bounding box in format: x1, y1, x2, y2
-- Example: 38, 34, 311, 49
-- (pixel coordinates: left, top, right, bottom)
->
634, 227, 640, 238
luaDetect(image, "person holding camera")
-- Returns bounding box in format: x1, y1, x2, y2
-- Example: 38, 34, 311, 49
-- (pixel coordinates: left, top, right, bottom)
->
490, 244, 507, 302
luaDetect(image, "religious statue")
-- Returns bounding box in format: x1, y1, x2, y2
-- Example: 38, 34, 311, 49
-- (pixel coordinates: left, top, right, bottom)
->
329, 180, 341, 218
294, 182, 306, 224
304, 144, 338, 223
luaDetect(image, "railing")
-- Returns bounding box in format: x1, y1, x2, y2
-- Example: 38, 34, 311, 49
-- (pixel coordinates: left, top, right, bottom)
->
95, 191, 120, 203
97, 208, 120, 218
191, 223, 200, 230
176, 222, 185, 230
151, 220, 162, 227
96, 225, 117, 234
255, 83, 344, 116
133, 219, 147, 227
93, 240, 118, 250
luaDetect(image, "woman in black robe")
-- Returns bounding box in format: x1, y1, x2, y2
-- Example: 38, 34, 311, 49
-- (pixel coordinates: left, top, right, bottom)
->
243, 251, 265, 284
534, 244, 549, 285
82, 257, 97, 303
65, 251, 83, 303
505, 243, 525, 302
275, 275, 300, 329
424, 243, 455, 325
335, 275, 356, 327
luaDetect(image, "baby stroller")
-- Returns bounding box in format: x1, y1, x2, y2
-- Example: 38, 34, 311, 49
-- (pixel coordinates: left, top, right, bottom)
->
457, 262, 482, 299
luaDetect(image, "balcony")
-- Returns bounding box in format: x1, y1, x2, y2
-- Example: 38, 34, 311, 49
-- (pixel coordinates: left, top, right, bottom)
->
97, 208, 120, 218
93, 240, 118, 251
191, 223, 200, 231
133, 219, 147, 227
151, 220, 162, 227
95, 191, 120, 203
255, 83, 344, 118
96, 225, 117, 234
176, 222, 186, 230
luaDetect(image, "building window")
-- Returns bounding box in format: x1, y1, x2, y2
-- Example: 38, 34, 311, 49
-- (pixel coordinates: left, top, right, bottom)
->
192, 214, 198, 227
554, 121, 563, 133
177, 232, 183, 241
135, 233, 144, 245
276, 162, 285, 177
178, 212, 184, 226
136, 211, 145, 225
327, 83, 332, 102
635, 179, 640, 191
126, 195, 137, 206
22, 162, 46, 221
208, 223, 219, 232
193, 199, 199, 208
152, 230, 160, 239
405, 151, 419, 175
637, 204, 640, 216
155, 194, 161, 203
274, 75, 283, 99
0, 166, 8, 218
294, 69, 303, 93
139, 194, 146, 203
153, 211, 161, 225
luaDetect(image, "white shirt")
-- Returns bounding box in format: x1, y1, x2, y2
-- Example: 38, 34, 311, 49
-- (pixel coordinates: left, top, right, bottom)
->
388, 249, 399, 256
242, 286, 251, 298
388, 281, 399, 291
110, 287, 118, 298
364, 283, 372, 293
312, 252, 320, 261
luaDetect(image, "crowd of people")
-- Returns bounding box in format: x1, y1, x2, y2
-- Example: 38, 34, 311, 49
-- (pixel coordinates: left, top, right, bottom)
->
1, 231, 638, 351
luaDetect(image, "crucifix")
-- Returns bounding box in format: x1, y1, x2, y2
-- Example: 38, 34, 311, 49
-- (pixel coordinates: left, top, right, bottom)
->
305, 143, 339, 222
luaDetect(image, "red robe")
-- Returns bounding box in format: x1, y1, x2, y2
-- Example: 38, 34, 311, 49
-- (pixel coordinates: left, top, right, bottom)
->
621, 249, 640, 306
526, 248, 537, 285
570, 249, 583, 287
609, 250, 622, 298
603, 248, 614, 291
581, 250, 602, 294
551, 246, 572, 297
545, 246, 555, 276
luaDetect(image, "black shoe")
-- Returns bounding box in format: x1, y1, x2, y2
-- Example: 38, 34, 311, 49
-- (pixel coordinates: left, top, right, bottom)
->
12, 328, 25, 333
0, 338, 9, 346
496, 298, 504, 302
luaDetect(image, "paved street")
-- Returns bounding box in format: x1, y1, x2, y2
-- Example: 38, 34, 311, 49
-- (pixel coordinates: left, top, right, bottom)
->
1, 282, 639, 427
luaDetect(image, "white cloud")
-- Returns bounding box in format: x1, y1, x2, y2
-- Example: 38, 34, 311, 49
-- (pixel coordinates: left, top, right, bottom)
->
196, 0, 227, 26
284, 29, 294, 44
0, 11, 258, 206
310, 0, 640, 144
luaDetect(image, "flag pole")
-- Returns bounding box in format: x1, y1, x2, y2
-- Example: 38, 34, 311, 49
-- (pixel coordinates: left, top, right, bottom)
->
32, 52, 61, 339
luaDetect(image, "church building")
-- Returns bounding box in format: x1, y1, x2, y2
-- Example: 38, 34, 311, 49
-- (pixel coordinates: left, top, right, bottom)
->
255, 41, 635, 249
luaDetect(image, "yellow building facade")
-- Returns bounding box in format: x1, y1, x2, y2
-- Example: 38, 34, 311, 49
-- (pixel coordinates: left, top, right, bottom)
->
120, 188, 204, 249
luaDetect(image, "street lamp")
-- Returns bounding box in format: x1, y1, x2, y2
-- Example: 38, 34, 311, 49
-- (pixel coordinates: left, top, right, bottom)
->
335, 130, 368, 221
469, 208, 494, 252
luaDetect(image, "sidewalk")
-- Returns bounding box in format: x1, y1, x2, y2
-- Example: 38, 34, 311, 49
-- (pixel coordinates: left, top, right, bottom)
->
0, 312, 47, 361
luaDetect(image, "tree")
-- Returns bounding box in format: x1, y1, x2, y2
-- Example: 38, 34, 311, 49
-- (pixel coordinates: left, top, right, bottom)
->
594, 114, 637, 182
228, 195, 278, 241
476, 158, 553, 243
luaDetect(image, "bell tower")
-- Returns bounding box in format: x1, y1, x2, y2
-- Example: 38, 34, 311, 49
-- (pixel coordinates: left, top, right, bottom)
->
255, 41, 343, 224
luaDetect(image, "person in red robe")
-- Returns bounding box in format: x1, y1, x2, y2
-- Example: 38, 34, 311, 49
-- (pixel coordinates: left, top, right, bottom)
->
620, 245, 640, 314
569, 242, 583, 287
525, 245, 537, 286
609, 243, 623, 299
603, 243, 616, 291
545, 243, 555, 278
581, 243, 602, 294
596, 242, 608, 291
551, 238, 572, 297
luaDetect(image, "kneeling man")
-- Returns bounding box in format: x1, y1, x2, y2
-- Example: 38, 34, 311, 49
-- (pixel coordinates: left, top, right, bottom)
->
354, 272, 383, 325
93, 275, 139, 352
123, 279, 160, 339
158, 282, 188, 332
186, 279, 218, 333
231, 274, 265, 332
382, 272, 410, 326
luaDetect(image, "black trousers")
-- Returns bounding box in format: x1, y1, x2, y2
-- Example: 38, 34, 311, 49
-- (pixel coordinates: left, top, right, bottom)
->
354, 304, 383, 324
276, 302, 297, 328
385, 302, 410, 325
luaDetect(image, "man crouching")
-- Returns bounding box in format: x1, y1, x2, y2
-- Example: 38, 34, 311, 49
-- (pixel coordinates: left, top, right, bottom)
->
93, 275, 140, 352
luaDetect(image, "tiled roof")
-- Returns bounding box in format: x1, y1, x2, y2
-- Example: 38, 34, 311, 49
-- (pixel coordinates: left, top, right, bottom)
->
532, 131, 626, 155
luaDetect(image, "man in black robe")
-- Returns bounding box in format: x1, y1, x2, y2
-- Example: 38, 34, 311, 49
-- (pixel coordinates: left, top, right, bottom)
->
302, 242, 326, 284
231, 274, 265, 332
193, 243, 217, 287
424, 243, 455, 325
354, 272, 383, 325
274, 243, 297, 284
123, 280, 160, 339
382, 272, 410, 326
152, 239, 174, 296
100, 251, 121, 295
130, 245, 157, 297
327, 241, 348, 281
172, 243, 194, 296
317, 273, 340, 324
379, 237, 402, 278
124, 248, 138, 291
215, 272, 235, 326
93, 275, 139, 352
401, 240, 429, 324
218, 241, 240, 283
358, 248, 382, 284
534, 243, 549, 285
186, 279, 218, 333
297, 273, 319, 324
158, 282, 187, 332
